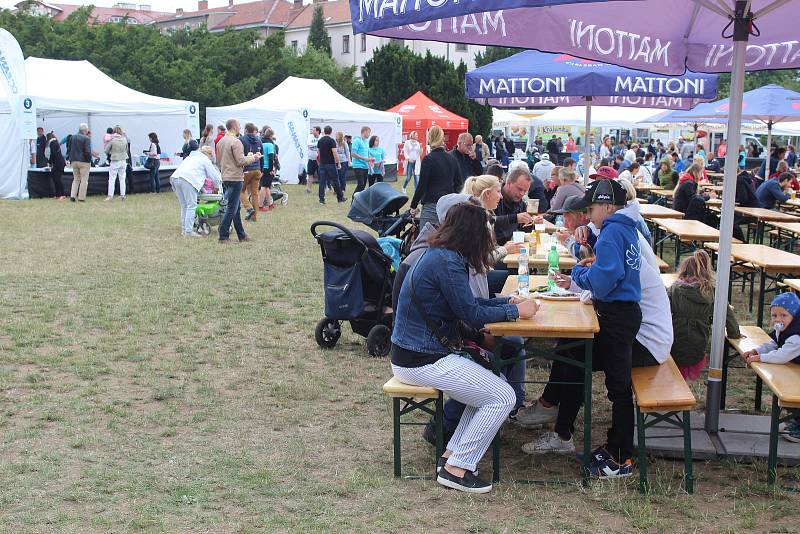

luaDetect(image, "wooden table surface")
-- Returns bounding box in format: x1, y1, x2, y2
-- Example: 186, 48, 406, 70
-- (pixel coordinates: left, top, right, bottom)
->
484, 295, 599, 339
706, 171, 724, 179
518, 219, 557, 235
655, 218, 724, 241
698, 183, 724, 193
634, 184, 663, 192
705, 243, 800, 273
501, 275, 549, 295
750, 362, 800, 408
639, 204, 685, 219
784, 278, 800, 292
768, 221, 800, 236
653, 189, 675, 199
734, 207, 800, 223
782, 198, 800, 209
661, 273, 678, 288
503, 250, 577, 270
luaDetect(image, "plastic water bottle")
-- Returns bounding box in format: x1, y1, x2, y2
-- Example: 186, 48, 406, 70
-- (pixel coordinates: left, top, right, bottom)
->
555, 214, 565, 230
547, 245, 560, 291
518, 244, 529, 297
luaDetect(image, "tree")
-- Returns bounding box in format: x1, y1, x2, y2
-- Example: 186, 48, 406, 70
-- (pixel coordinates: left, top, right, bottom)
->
716, 69, 800, 99
362, 43, 418, 109
474, 46, 519, 68
307, 4, 331, 57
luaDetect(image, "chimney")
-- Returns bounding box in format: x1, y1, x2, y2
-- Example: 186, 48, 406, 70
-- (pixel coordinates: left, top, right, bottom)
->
176, 7, 183, 15
198, 0, 208, 9
228, 0, 234, 6
293, 0, 301, 4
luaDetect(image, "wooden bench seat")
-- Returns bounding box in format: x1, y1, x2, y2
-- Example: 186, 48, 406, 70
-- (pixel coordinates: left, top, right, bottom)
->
749, 362, 800, 485
383, 377, 443, 478
724, 326, 772, 412
631, 357, 696, 494
657, 256, 669, 273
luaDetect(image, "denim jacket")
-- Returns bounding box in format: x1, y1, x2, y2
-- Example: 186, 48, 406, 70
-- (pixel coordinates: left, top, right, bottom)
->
391, 247, 518, 357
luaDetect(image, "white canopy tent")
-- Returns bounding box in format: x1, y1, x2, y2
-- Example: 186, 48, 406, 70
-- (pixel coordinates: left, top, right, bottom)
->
206, 77, 401, 184
0, 57, 199, 199
529, 106, 663, 128
492, 108, 528, 129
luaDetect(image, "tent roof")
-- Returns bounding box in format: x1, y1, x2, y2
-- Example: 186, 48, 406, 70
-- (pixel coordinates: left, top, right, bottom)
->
0, 57, 193, 115
666, 84, 800, 124
492, 108, 528, 127
214, 76, 398, 124
387, 91, 468, 130
529, 106, 663, 128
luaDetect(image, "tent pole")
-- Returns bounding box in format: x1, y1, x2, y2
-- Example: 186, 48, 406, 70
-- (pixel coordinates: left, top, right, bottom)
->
583, 97, 592, 184
706, 0, 750, 434
766, 120, 773, 171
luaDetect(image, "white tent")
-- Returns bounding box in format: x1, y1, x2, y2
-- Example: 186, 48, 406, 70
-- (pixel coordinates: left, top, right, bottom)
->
529, 106, 663, 128
0, 57, 199, 199
206, 77, 401, 184
492, 108, 528, 129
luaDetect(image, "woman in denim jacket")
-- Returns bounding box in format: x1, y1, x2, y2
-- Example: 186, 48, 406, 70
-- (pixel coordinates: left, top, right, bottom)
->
391, 202, 538, 494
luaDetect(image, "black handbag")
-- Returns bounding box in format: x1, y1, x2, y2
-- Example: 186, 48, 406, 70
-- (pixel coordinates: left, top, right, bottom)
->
407, 253, 494, 371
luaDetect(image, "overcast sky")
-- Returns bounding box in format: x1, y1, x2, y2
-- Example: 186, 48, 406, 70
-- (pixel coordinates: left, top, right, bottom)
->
0, 0, 312, 13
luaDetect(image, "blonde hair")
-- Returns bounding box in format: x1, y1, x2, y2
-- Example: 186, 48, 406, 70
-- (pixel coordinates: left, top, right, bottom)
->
462, 174, 500, 204
199, 146, 213, 158
686, 163, 704, 182
677, 250, 716, 296
692, 154, 705, 166
558, 167, 577, 184
428, 125, 445, 148
616, 177, 636, 202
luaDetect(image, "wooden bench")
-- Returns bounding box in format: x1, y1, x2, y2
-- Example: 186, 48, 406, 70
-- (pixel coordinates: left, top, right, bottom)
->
749, 361, 800, 485
631, 357, 697, 494
726, 326, 772, 411
657, 256, 669, 273
383, 377, 444, 478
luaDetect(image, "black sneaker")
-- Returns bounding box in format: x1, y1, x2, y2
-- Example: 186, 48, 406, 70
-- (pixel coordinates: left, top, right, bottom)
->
70, 197, 76, 202
437, 467, 492, 494
319, 200, 326, 205
423, 420, 453, 447
437, 456, 478, 477
244, 208, 255, 221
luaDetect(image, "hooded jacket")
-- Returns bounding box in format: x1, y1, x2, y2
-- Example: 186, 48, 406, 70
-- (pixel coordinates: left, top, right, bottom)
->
571, 212, 642, 302
617, 200, 652, 245
668, 282, 740, 367
240, 133, 262, 172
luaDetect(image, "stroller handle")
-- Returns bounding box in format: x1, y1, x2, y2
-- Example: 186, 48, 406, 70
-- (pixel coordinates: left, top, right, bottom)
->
310, 220, 370, 256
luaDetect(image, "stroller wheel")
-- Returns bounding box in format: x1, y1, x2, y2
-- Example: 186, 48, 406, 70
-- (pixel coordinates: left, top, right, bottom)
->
281, 193, 289, 206
366, 324, 391, 358
199, 222, 211, 236
315, 317, 341, 349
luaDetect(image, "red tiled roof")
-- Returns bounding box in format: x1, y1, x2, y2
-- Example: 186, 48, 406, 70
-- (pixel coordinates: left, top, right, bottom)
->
52, 3, 170, 24
286, 0, 352, 30
152, 0, 297, 29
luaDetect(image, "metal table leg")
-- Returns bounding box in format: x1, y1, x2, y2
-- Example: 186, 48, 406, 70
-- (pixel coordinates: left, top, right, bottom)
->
582, 339, 593, 484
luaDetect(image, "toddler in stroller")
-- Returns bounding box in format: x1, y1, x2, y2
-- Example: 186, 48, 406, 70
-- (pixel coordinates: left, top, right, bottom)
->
194, 180, 226, 235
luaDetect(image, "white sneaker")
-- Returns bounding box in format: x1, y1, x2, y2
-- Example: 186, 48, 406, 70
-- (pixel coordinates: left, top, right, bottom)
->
521, 431, 575, 455
402, 187, 407, 194
510, 401, 558, 428
184, 231, 203, 238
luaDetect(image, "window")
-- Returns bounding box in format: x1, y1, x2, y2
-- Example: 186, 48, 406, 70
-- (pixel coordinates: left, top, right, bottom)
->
455, 43, 468, 52
342, 35, 350, 54
291, 40, 298, 53
389, 38, 404, 46
360, 34, 367, 52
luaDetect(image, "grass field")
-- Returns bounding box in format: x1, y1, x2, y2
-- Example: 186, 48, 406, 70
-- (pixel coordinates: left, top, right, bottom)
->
1, 184, 800, 533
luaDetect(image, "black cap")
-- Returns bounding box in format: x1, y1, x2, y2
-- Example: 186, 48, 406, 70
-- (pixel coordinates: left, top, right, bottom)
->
550, 194, 586, 214
571, 179, 626, 211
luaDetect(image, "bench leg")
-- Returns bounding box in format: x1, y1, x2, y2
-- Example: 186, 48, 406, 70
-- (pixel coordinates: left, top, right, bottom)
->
683, 410, 694, 494
392, 398, 402, 478
434, 392, 444, 478
755, 377, 764, 412
768, 395, 780, 486
637, 407, 648, 494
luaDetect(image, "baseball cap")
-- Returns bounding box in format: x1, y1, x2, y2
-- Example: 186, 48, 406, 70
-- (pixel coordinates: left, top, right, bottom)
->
571, 179, 626, 211
540, 153, 550, 161
589, 165, 618, 180
549, 194, 586, 214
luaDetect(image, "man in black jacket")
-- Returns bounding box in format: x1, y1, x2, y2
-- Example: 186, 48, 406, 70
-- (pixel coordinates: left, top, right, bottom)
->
546, 136, 559, 163
494, 165, 535, 245
35, 127, 47, 168
449, 133, 482, 191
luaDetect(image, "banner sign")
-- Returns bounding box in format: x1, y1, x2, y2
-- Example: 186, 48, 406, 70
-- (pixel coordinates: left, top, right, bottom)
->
186, 102, 200, 139
284, 109, 310, 169
0, 29, 37, 140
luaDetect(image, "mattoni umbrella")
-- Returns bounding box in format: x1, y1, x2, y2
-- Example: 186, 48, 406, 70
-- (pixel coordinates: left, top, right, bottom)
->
466, 50, 717, 178
349, 0, 794, 435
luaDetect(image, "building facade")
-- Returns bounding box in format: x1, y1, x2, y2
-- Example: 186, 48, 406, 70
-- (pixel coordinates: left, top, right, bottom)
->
13, 1, 169, 24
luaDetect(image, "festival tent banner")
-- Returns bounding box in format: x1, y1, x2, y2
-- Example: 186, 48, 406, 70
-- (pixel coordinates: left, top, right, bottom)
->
0, 29, 33, 199
467, 50, 718, 177
208, 77, 401, 183
353, 0, 797, 448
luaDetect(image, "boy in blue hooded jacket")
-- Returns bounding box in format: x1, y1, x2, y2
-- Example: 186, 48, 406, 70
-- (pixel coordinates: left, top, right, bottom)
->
550, 178, 643, 478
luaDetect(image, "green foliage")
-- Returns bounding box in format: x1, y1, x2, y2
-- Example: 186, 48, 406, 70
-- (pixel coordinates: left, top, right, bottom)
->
363, 46, 493, 137
307, 4, 331, 57
0, 8, 361, 118
716, 69, 800, 99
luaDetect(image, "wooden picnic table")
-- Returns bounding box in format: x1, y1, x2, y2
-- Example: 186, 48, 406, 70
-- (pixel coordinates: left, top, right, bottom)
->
634, 183, 663, 193
766, 221, 800, 249
503, 250, 577, 271
733, 207, 800, 243
706, 171, 725, 182
661, 273, 678, 288
783, 278, 800, 292
698, 183, 724, 193
782, 198, 800, 211
502, 274, 675, 294
485, 287, 599, 482
654, 218, 731, 267
639, 204, 685, 220
706, 242, 800, 327
518, 219, 558, 238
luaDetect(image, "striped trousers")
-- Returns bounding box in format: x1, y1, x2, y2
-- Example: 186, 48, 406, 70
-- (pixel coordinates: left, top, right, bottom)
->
392, 354, 515, 472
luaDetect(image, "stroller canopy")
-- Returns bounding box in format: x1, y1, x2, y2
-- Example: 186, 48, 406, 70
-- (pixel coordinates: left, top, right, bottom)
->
348, 183, 408, 226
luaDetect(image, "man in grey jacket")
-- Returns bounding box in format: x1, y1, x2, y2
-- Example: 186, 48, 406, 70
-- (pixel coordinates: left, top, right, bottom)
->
68, 123, 92, 202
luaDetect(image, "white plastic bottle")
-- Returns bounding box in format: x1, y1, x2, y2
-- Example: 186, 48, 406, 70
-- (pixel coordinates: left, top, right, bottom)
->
518, 244, 529, 297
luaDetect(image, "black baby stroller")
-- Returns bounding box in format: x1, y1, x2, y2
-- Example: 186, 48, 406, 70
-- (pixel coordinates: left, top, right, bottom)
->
348, 182, 416, 254
311, 221, 394, 357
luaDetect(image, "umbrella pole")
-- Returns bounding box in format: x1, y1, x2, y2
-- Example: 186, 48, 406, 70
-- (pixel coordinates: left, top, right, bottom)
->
706, 1, 750, 434
583, 97, 592, 184
766, 120, 773, 171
